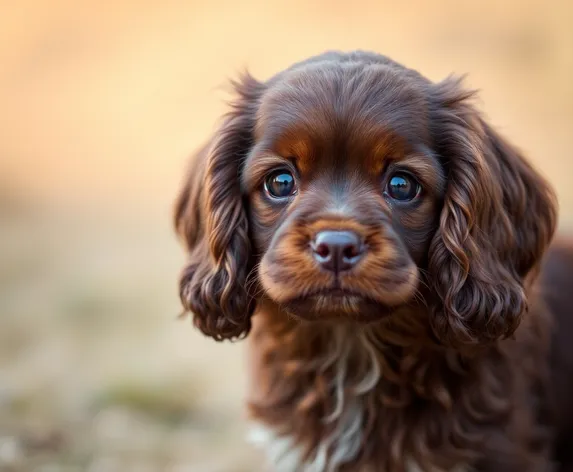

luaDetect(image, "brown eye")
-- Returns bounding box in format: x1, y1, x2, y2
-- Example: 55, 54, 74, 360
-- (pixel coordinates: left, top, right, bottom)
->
264, 170, 297, 199
386, 172, 421, 201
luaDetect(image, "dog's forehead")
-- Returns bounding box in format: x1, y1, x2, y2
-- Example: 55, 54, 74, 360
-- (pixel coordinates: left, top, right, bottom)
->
254, 63, 432, 174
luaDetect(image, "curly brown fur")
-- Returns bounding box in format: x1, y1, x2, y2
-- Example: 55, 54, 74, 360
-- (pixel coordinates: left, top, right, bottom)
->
175, 51, 573, 471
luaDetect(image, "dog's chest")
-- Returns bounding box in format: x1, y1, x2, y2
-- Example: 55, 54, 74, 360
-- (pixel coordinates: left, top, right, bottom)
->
246, 325, 469, 472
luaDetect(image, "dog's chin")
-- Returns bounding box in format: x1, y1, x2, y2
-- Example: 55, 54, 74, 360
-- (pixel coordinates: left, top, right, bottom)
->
276, 290, 398, 322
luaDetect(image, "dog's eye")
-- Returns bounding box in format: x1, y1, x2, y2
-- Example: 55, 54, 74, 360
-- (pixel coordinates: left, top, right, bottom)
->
264, 170, 297, 199
386, 172, 421, 201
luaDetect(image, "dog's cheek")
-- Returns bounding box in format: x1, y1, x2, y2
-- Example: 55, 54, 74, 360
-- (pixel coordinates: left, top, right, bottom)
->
248, 194, 284, 253
258, 247, 315, 302
348, 233, 419, 304
392, 198, 440, 265
258, 226, 333, 302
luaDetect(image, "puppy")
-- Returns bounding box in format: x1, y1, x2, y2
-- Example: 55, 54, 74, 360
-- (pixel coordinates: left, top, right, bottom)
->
174, 51, 573, 472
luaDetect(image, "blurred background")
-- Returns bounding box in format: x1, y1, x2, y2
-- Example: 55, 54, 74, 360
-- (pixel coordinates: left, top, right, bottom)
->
0, 0, 572, 470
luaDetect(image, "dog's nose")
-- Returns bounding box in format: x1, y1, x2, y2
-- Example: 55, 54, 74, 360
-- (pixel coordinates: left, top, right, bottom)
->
311, 230, 364, 273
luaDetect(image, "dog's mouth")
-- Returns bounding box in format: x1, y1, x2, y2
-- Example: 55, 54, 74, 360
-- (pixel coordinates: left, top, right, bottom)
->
281, 287, 395, 321
305, 288, 363, 298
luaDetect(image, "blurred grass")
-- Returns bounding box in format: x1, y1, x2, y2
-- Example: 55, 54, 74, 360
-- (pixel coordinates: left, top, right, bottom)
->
93, 378, 200, 426
0, 204, 257, 471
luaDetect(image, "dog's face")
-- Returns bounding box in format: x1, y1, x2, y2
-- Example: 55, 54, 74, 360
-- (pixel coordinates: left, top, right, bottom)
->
243, 64, 444, 321
175, 51, 556, 347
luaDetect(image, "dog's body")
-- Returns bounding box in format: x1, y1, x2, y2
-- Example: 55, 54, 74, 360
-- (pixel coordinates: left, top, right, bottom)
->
174, 51, 573, 471
246, 242, 573, 472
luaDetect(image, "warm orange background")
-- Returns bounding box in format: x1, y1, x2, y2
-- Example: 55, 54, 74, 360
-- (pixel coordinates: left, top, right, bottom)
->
1, 1, 572, 470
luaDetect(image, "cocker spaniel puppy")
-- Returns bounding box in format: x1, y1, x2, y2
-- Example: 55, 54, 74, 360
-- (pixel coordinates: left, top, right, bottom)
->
174, 51, 573, 472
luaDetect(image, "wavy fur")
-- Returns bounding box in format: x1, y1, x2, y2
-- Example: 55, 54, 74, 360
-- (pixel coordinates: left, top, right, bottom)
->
174, 51, 573, 472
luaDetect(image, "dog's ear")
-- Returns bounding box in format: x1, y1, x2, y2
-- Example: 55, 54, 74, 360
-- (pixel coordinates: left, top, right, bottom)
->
174, 73, 264, 341
427, 77, 558, 348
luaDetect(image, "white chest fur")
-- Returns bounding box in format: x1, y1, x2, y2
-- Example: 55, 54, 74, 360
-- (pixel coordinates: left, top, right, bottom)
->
246, 327, 469, 472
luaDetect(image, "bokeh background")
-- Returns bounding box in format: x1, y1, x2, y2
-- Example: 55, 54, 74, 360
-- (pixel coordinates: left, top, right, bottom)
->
1, 1, 572, 470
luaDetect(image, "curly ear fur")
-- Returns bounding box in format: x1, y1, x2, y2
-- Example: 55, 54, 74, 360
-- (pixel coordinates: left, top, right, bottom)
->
175, 74, 264, 341
428, 77, 558, 348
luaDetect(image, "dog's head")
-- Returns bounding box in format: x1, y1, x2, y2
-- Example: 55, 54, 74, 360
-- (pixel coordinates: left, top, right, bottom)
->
175, 51, 557, 348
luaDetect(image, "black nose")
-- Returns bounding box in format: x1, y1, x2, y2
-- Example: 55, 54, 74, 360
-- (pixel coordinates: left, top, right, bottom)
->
311, 230, 365, 274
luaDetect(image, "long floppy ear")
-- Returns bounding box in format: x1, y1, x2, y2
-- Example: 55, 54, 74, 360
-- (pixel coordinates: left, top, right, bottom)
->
428, 77, 558, 348
174, 73, 264, 341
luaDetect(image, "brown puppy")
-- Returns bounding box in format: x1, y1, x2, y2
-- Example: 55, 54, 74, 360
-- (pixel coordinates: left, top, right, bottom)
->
174, 51, 573, 472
